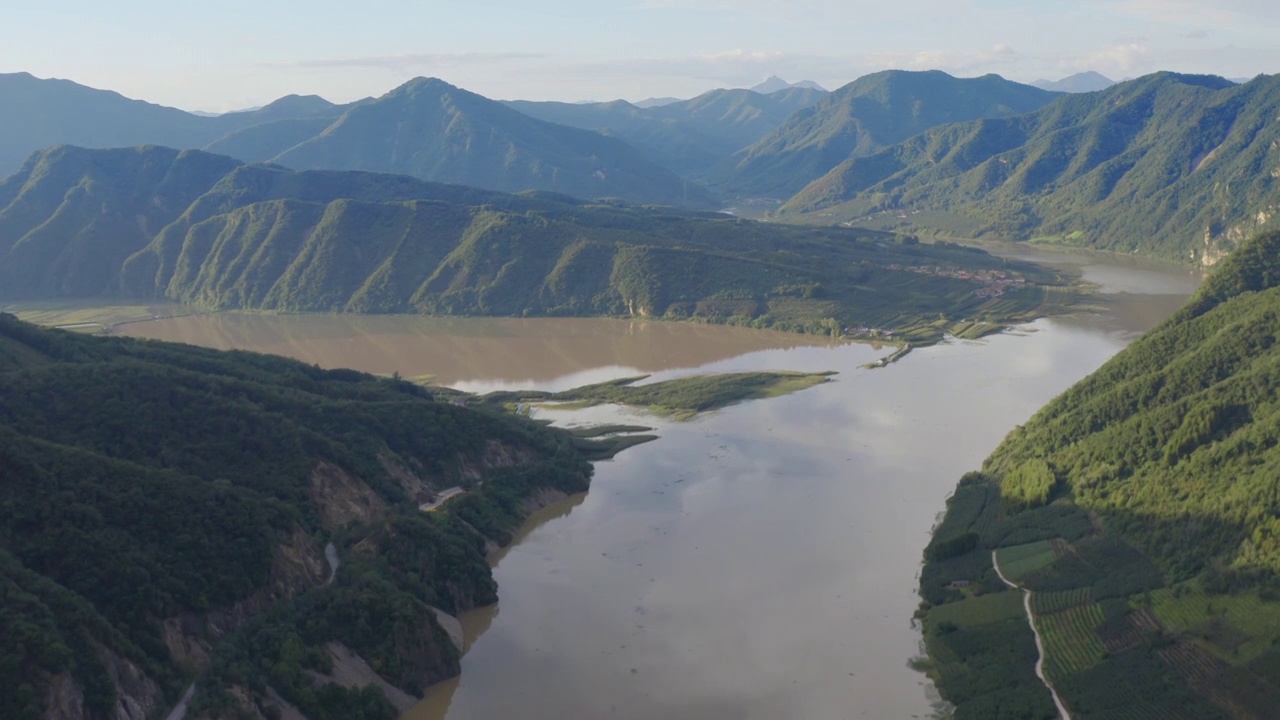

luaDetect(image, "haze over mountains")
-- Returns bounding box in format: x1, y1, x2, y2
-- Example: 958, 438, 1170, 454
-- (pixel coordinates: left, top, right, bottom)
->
505, 85, 826, 178
1030, 71, 1116, 93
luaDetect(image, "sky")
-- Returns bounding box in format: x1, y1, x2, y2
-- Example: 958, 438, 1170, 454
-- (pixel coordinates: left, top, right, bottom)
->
3, 0, 1278, 112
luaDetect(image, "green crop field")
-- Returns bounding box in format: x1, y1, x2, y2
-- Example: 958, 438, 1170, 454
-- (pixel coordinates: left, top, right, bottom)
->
996, 540, 1058, 581
1038, 602, 1106, 680
1149, 585, 1280, 662
927, 590, 1026, 628
1032, 588, 1092, 615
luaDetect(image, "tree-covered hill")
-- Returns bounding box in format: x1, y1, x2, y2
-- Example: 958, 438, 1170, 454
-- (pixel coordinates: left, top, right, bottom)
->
504, 86, 826, 179
712, 70, 1060, 199
0, 145, 1074, 344
918, 229, 1280, 718
783, 72, 1280, 265
270, 77, 717, 207
0, 312, 600, 720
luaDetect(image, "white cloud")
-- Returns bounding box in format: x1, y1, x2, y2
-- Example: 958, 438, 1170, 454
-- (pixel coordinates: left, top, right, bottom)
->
1084, 43, 1150, 74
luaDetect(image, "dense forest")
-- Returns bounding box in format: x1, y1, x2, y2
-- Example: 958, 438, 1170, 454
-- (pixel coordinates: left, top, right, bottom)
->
918, 230, 1280, 719
780, 73, 1280, 265
0, 145, 1073, 345
0, 313, 604, 720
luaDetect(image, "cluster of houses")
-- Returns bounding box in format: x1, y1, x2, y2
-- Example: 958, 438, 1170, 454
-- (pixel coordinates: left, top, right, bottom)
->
885, 263, 1027, 299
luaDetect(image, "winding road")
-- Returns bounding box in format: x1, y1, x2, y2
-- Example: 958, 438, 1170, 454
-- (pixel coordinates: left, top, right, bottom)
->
992, 550, 1073, 720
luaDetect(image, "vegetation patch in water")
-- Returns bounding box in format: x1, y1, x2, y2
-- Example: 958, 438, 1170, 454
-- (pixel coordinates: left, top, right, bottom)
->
477, 371, 835, 420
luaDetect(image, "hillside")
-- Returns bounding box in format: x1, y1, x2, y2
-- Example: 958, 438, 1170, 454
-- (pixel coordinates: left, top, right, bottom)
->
918, 229, 1280, 718
783, 72, 1280, 265
714, 70, 1060, 198
506, 86, 825, 178
0, 312, 600, 720
0, 145, 1075, 344
0, 72, 347, 176
272, 77, 716, 207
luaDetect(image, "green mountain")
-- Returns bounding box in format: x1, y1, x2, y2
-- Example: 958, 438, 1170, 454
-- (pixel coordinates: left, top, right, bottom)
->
714, 70, 1060, 198
0, 72, 347, 177
919, 229, 1280, 718
504, 86, 826, 178
784, 72, 1280, 265
271, 77, 715, 207
0, 145, 1071, 344
0, 311, 598, 720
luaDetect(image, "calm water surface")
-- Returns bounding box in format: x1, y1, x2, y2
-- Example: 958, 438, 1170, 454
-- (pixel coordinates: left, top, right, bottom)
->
120, 254, 1199, 720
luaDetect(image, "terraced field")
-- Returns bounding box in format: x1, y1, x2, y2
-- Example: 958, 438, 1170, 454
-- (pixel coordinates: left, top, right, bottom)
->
1032, 587, 1091, 615
1038, 602, 1106, 680
1151, 585, 1280, 661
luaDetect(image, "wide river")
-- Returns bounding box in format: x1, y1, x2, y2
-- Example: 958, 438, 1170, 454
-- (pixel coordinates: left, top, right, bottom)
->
119, 248, 1200, 719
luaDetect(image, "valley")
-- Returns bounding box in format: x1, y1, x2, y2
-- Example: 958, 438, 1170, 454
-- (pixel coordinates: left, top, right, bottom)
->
5, 249, 1195, 719
2, 47, 1278, 720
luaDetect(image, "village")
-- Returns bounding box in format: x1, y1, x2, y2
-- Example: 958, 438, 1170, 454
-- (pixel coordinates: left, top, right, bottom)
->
885, 263, 1027, 298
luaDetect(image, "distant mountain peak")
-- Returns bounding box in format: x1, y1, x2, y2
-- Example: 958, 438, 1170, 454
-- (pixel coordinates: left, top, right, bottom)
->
634, 96, 683, 108
1030, 71, 1115, 93
749, 76, 828, 94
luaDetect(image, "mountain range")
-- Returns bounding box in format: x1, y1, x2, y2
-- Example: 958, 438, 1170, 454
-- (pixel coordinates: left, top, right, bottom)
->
504, 86, 826, 178
0, 72, 350, 177
780, 72, 1280, 264
0, 145, 1066, 341
711, 70, 1062, 199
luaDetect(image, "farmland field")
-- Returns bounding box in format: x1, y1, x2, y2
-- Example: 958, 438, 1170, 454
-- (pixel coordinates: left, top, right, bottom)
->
1038, 602, 1106, 680
996, 540, 1057, 581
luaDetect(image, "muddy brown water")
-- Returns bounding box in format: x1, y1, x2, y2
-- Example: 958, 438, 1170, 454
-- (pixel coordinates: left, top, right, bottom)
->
116, 253, 1200, 720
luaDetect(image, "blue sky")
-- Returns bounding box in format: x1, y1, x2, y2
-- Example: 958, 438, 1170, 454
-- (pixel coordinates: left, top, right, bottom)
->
4, 0, 1277, 111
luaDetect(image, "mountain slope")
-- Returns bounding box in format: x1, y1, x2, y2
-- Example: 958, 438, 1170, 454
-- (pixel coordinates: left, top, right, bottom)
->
273, 77, 715, 206
0, 146, 1071, 344
0, 73, 346, 177
505, 86, 824, 178
0, 312, 595, 720
783, 72, 1280, 264
715, 70, 1060, 198
919, 228, 1280, 718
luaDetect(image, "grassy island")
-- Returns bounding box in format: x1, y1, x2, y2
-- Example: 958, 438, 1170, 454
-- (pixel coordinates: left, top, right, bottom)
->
476, 371, 835, 420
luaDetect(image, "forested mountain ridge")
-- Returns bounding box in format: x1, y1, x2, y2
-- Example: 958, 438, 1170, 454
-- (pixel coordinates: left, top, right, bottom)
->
0, 71, 350, 177
0, 312, 598, 720
784, 72, 1280, 265
0, 72, 713, 207
504, 86, 826, 179
0, 145, 1072, 344
918, 229, 1280, 718
713, 70, 1060, 199
269, 77, 716, 207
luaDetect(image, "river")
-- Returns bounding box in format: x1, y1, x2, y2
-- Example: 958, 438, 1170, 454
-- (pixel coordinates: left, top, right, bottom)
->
115, 250, 1200, 719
